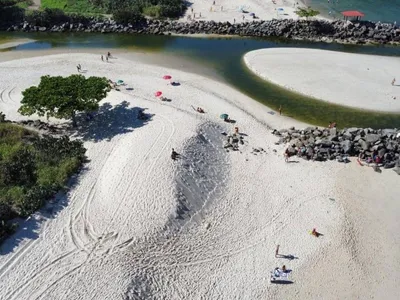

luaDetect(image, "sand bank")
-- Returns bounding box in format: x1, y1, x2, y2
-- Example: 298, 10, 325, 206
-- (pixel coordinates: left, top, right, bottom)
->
0, 38, 35, 50
0, 52, 398, 299
244, 48, 400, 112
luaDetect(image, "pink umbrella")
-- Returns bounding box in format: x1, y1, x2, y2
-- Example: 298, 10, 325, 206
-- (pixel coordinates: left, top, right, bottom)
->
155, 91, 162, 97
163, 75, 172, 80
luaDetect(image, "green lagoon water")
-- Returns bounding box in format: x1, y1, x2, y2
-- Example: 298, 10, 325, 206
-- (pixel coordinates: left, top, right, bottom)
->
1, 32, 400, 128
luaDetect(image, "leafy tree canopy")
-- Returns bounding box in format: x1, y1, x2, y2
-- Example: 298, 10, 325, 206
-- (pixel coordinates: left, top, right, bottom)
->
295, 7, 320, 19
19, 75, 111, 127
0, 0, 17, 8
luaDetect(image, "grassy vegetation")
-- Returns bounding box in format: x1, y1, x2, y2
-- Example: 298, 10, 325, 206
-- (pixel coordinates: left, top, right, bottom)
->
0, 120, 86, 245
16, 0, 33, 9
41, 0, 105, 14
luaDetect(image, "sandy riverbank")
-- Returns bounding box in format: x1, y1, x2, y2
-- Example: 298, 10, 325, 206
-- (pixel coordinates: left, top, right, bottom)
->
244, 48, 400, 112
0, 38, 35, 50
0, 52, 399, 299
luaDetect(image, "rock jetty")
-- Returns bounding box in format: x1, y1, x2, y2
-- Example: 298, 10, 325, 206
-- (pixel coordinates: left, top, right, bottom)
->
4, 18, 400, 45
273, 126, 400, 174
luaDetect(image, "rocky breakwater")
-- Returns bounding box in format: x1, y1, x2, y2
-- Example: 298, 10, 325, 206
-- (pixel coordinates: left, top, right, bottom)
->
273, 127, 400, 174
4, 18, 400, 45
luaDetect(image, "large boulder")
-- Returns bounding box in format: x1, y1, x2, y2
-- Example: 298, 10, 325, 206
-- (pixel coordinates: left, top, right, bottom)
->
358, 139, 370, 150
365, 134, 381, 143
340, 140, 353, 154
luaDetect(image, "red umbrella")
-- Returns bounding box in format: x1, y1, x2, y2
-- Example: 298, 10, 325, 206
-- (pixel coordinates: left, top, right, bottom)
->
155, 91, 162, 97
163, 75, 172, 80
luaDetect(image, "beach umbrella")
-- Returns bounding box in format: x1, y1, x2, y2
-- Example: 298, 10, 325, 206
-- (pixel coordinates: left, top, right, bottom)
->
163, 75, 172, 80
155, 91, 162, 97
220, 113, 229, 119
117, 79, 124, 84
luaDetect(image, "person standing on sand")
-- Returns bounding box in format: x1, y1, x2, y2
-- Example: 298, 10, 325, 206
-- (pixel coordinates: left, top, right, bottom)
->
392, 78, 396, 86
278, 105, 282, 115
101, 55, 104, 61
106, 56, 109, 63
284, 148, 290, 162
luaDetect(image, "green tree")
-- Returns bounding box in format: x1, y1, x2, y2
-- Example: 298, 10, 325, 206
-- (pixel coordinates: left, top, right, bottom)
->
295, 7, 320, 19
19, 75, 111, 127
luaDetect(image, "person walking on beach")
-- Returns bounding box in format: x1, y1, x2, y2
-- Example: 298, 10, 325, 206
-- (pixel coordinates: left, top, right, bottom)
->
392, 78, 396, 86
284, 148, 290, 162
171, 148, 179, 160
106, 55, 109, 63
278, 105, 282, 115
76, 64, 81, 72
101, 55, 104, 61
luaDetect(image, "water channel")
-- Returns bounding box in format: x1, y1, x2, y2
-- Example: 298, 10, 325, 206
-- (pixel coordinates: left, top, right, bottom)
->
1, 32, 400, 128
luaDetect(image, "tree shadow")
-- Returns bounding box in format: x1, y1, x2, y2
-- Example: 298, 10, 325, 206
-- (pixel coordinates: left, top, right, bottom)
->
69, 101, 153, 142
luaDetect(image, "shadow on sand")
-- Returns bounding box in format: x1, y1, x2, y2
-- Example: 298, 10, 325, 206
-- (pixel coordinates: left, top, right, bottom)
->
70, 101, 153, 142
270, 280, 294, 285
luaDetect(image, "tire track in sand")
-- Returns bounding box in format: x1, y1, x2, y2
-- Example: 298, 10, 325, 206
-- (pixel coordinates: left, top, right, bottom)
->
55, 115, 171, 300
110, 114, 175, 253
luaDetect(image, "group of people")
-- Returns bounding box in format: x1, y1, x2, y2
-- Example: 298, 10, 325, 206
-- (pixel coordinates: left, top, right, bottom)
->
101, 52, 112, 62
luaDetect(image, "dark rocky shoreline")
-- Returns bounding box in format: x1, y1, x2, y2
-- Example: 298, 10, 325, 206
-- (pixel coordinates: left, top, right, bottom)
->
273, 126, 400, 174
3, 18, 400, 45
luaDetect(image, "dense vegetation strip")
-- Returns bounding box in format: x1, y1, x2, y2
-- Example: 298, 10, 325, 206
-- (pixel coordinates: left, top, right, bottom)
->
0, 0, 186, 28
0, 120, 86, 244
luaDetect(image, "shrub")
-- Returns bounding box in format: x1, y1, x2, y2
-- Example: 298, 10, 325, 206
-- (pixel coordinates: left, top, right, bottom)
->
142, 5, 161, 18
25, 8, 70, 27
159, 4, 182, 18
0, 123, 86, 244
0, 148, 37, 186
14, 185, 54, 217
295, 7, 320, 19
0, 5, 24, 26
113, 9, 145, 25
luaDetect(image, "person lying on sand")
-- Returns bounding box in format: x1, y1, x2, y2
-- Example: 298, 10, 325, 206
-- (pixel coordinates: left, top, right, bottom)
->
196, 107, 205, 113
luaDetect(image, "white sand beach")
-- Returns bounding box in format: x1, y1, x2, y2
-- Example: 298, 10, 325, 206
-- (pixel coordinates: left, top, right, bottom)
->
180, 0, 304, 23
244, 48, 400, 112
0, 52, 399, 299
